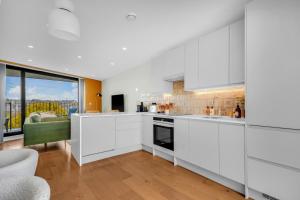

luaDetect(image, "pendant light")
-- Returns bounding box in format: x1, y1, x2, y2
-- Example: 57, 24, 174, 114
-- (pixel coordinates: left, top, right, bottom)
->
48, 0, 80, 41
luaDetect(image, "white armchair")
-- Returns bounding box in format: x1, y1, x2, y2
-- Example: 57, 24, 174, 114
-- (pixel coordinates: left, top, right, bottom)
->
0, 149, 38, 178
0, 176, 50, 200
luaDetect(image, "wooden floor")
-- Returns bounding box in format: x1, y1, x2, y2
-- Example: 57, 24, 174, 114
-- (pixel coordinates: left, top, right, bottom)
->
1, 139, 247, 200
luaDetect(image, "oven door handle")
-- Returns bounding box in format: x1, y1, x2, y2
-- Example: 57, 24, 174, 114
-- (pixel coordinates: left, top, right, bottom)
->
153, 122, 174, 128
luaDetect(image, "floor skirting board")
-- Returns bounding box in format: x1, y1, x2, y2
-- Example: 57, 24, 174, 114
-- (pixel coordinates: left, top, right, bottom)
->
80, 145, 142, 166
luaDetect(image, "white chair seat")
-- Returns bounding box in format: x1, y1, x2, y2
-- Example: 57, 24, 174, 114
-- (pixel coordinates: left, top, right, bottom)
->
0, 176, 50, 200
0, 149, 38, 178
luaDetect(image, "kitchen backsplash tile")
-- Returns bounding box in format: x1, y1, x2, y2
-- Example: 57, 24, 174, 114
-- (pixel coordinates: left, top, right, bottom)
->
139, 81, 245, 117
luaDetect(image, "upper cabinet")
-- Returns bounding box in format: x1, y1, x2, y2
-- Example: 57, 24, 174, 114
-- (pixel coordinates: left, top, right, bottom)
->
198, 26, 229, 88
229, 19, 245, 84
184, 39, 199, 90
150, 55, 173, 93
164, 45, 185, 80
184, 19, 245, 91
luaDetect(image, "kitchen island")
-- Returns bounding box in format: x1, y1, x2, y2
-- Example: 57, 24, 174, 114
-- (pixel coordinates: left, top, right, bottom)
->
71, 112, 246, 194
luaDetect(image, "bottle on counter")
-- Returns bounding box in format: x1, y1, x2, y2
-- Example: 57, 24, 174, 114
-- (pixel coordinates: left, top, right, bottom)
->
210, 106, 214, 116
205, 106, 210, 115
234, 104, 242, 118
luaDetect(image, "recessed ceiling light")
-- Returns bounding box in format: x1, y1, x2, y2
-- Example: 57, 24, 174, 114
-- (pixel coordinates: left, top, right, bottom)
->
27, 59, 32, 62
110, 62, 115, 66
122, 47, 127, 51
77, 55, 82, 59
126, 12, 137, 21
27, 45, 34, 49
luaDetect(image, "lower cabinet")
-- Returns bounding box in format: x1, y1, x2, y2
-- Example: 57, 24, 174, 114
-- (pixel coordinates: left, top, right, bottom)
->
189, 120, 219, 174
248, 158, 300, 200
116, 116, 142, 148
142, 115, 153, 147
219, 124, 245, 184
174, 119, 245, 184
81, 116, 116, 156
174, 119, 189, 161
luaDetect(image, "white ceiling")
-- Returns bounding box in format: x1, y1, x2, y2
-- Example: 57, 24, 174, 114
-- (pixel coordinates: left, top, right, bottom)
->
0, 0, 250, 80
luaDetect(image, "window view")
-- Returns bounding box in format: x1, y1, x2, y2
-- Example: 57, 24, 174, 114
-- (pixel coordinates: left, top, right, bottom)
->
5, 67, 79, 136
25, 73, 78, 118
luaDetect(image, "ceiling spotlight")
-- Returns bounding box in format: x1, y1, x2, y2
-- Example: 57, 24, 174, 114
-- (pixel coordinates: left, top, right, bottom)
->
27, 59, 32, 62
126, 12, 137, 21
77, 55, 82, 59
27, 45, 34, 49
122, 47, 127, 51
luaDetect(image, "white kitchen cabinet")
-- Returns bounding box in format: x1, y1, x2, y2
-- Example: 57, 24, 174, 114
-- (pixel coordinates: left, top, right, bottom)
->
198, 26, 229, 88
229, 19, 245, 84
184, 39, 199, 90
164, 45, 185, 80
246, 0, 300, 129
142, 115, 153, 147
189, 120, 219, 174
248, 158, 300, 200
150, 55, 173, 93
81, 116, 115, 156
219, 124, 244, 184
116, 116, 142, 148
247, 126, 300, 170
174, 119, 189, 161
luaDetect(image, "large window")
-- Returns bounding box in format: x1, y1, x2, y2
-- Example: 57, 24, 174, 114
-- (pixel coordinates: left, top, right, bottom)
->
4, 65, 79, 137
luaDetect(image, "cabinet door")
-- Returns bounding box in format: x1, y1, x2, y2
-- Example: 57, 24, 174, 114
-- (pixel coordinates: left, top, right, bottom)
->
174, 119, 189, 161
150, 56, 173, 93
198, 26, 229, 88
219, 124, 244, 184
184, 39, 199, 90
246, 0, 300, 129
116, 116, 142, 148
164, 45, 185, 79
189, 120, 219, 174
142, 115, 153, 147
81, 117, 115, 156
248, 158, 300, 200
229, 19, 245, 84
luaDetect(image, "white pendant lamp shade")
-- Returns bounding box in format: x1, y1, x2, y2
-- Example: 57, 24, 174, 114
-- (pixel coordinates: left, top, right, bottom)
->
48, 0, 80, 41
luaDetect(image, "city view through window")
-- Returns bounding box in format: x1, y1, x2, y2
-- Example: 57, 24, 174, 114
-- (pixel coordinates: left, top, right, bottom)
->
5, 68, 78, 135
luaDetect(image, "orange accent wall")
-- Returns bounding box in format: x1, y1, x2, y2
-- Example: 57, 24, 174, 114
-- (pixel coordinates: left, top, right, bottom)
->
84, 78, 102, 113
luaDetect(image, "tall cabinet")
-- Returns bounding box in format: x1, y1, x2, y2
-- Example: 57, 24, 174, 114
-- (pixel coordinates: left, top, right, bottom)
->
246, 0, 300, 199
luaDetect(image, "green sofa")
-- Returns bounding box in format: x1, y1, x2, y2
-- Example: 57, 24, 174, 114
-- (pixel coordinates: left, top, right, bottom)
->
23, 115, 70, 146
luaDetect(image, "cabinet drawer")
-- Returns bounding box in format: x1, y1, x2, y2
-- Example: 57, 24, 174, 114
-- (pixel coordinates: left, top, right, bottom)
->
248, 158, 300, 200
116, 121, 141, 131
116, 116, 142, 123
247, 126, 300, 169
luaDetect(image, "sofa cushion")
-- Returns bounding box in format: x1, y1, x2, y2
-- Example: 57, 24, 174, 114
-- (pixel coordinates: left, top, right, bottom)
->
40, 112, 57, 119
30, 114, 41, 123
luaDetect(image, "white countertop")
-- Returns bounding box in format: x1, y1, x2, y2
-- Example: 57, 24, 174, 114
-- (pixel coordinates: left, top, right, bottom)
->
73, 112, 245, 125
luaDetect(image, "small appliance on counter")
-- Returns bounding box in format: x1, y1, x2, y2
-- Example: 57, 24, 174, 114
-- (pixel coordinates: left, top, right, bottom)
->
149, 103, 157, 113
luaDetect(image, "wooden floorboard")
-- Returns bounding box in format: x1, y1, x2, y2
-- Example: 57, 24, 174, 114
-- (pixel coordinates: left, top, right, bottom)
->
0, 139, 247, 200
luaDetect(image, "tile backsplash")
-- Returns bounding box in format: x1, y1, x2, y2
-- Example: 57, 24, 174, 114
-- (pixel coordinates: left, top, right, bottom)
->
139, 81, 245, 117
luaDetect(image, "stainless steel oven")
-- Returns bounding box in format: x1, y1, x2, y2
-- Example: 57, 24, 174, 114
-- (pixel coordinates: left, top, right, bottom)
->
153, 117, 174, 151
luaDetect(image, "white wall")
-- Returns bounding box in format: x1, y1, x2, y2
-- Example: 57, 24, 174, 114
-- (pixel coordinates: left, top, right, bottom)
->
102, 61, 172, 112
